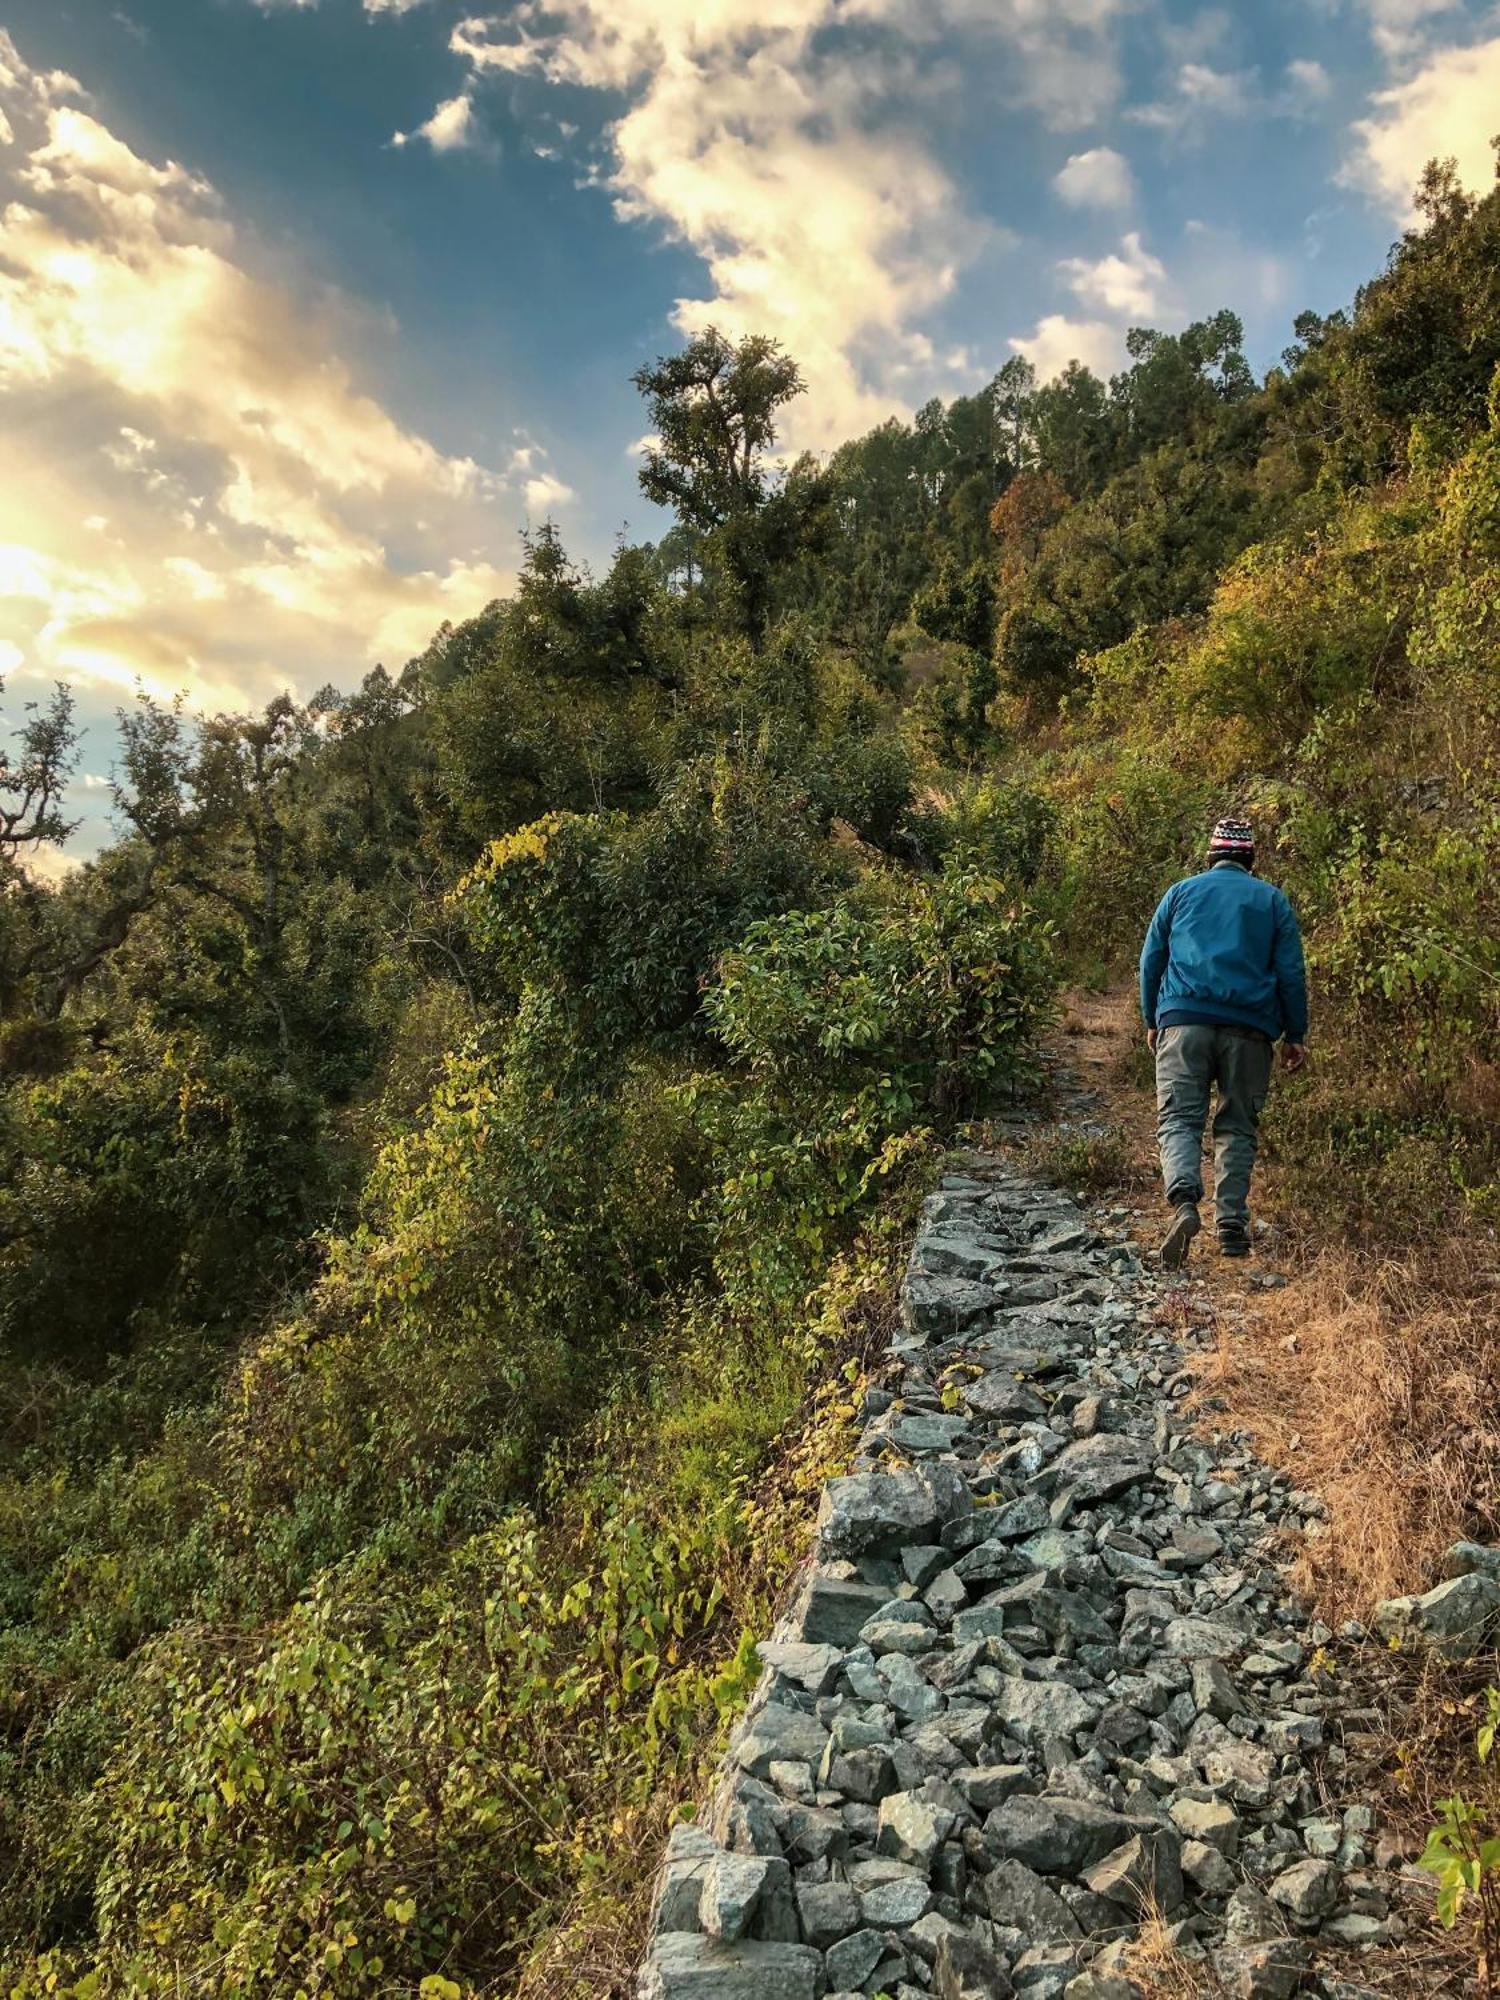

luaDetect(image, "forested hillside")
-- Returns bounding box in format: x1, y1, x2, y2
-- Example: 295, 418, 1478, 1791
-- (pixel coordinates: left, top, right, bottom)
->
1, 153, 1498, 1998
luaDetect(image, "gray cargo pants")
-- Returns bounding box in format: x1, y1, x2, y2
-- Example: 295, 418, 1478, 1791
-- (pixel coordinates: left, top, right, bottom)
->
1155, 1022, 1274, 1235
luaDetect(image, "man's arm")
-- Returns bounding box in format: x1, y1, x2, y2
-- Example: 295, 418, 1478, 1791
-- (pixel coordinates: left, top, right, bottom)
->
1139, 888, 1175, 1036
1273, 891, 1309, 1058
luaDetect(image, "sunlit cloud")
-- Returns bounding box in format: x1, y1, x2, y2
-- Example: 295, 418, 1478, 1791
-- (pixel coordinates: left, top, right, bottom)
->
1059, 231, 1167, 318
433, 0, 1132, 448
523, 471, 576, 514
392, 91, 477, 151
0, 27, 526, 740
1009, 313, 1123, 383
1343, 33, 1500, 219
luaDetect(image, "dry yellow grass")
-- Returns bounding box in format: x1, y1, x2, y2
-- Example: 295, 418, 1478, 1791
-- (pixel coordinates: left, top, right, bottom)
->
1118, 1913, 1216, 1995
1047, 984, 1500, 1621
1198, 1243, 1500, 1617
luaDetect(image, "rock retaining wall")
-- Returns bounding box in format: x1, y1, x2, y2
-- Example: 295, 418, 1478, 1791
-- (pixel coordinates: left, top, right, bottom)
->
635, 1156, 1476, 2000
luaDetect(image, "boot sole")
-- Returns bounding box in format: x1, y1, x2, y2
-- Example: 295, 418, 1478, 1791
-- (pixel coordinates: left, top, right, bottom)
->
1160, 1211, 1200, 1270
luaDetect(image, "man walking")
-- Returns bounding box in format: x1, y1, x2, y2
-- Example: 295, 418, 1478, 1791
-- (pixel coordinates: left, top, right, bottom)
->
1139, 818, 1308, 1268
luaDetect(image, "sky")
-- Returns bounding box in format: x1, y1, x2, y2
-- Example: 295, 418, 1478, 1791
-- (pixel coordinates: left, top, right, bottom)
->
3, 0, 1500, 858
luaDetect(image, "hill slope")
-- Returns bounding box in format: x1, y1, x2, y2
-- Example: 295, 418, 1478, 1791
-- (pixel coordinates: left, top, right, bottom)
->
1, 158, 1498, 1997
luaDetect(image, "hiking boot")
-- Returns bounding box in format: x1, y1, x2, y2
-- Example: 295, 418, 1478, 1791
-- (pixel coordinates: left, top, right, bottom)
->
1218, 1227, 1251, 1259
1160, 1203, 1201, 1270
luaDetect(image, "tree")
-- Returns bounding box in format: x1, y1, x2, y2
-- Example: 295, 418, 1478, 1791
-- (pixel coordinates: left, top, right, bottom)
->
1031, 362, 1115, 496
430, 532, 671, 841
634, 328, 829, 641
0, 680, 78, 863
990, 472, 1071, 577
1111, 312, 1256, 459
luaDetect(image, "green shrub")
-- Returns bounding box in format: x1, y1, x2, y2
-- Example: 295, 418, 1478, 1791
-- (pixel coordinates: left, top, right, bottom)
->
0, 1028, 324, 1361
704, 867, 1055, 1297
901, 776, 1058, 885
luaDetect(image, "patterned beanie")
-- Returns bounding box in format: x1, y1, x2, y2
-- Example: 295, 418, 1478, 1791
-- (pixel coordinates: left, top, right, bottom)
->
1208, 816, 1255, 859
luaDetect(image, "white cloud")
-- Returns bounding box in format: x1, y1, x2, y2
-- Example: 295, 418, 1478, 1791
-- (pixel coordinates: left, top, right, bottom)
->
439, 0, 1132, 449
1284, 57, 1332, 104
248, 0, 430, 9
1009, 313, 1123, 383
1054, 145, 1133, 208
392, 91, 476, 151
1129, 60, 1255, 136
1059, 230, 1166, 318
1344, 34, 1500, 219
523, 471, 576, 513
1357, 0, 1461, 61
0, 28, 519, 724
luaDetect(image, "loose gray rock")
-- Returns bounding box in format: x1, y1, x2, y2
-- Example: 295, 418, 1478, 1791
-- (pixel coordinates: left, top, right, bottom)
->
980, 1858, 1082, 1940
1063, 1976, 1144, 2000
1443, 1539, 1500, 1583
953, 1763, 1033, 1812
1048, 1434, 1153, 1501
991, 1678, 1096, 1747
964, 1373, 1049, 1420
639, 1934, 823, 1999
1371, 1571, 1500, 1660
654, 1822, 717, 1934
1210, 1939, 1310, 2000
877, 1790, 957, 1866
699, 1850, 770, 1942
756, 1640, 844, 1693
825, 1926, 887, 1990
798, 1573, 894, 1646
637, 1153, 1412, 2000
794, 1879, 860, 1949
734, 1703, 830, 1780
987, 1795, 1146, 1877
934, 1932, 1015, 1999
858, 1870, 933, 1927
1268, 1855, 1340, 1923
818, 1463, 974, 1556
1170, 1796, 1241, 1857
904, 1273, 1003, 1337
1182, 1837, 1237, 1896
1163, 1615, 1247, 1661
1082, 1831, 1185, 1917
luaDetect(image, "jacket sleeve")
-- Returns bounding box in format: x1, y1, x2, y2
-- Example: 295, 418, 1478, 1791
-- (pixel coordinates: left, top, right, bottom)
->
1272, 892, 1309, 1042
1139, 888, 1175, 1029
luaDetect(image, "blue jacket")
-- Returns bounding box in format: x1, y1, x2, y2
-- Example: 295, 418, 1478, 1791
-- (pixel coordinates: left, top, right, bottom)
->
1140, 862, 1308, 1044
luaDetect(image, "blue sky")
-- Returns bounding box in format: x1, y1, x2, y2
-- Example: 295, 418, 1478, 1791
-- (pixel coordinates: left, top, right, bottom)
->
3, 0, 1500, 855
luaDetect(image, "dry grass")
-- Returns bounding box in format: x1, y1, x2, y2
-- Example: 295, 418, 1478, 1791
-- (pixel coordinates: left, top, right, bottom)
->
1197, 1242, 1500, 1617
1118, 1914, 1217, 1995
1045, 984, 1500, 1620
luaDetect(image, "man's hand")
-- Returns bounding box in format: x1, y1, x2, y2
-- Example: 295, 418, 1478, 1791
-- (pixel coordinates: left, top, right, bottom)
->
1283, 1041, 1308, 1073
1146, 1028, 1158, 1054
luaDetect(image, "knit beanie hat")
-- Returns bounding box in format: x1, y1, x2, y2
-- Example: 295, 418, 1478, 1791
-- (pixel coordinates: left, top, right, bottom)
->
1208, 816, 1255, 860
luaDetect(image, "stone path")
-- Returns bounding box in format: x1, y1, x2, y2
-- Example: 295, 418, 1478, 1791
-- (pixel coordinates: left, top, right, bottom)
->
635, 1155, 1456, 2000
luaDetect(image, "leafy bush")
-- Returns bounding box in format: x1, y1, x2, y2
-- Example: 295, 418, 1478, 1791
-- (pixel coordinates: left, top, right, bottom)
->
1051, 754, 1216, 966
704, 867, 1054, 1296
902, 776, 1057, 885
1420, 1687, 1500, 1999
0, 1028, 324, 1360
